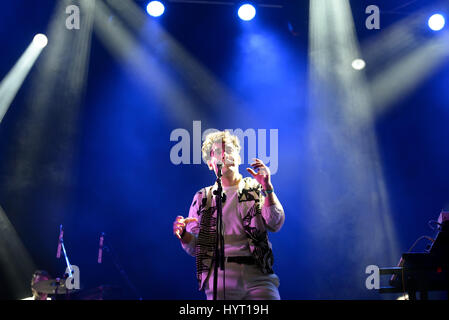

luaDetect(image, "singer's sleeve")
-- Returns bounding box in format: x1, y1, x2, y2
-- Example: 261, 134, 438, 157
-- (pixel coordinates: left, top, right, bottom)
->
261, 202, 285, 233
180, 190, 202, 256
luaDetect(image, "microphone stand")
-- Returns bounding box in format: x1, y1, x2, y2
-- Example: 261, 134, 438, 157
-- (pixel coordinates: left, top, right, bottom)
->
56, 224, 74, 298
213, 163, 226, 300
56, 225, 74, 278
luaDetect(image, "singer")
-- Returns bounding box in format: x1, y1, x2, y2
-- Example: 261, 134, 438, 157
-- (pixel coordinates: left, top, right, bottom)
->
173, 130, 285, 300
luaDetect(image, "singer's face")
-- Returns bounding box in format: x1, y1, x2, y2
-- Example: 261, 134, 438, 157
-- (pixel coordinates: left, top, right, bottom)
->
208, 141, 240, 175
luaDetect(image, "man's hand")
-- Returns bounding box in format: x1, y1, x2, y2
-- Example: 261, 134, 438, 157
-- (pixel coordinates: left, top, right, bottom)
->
246, 158, 273, 191
173, 215, 198, 240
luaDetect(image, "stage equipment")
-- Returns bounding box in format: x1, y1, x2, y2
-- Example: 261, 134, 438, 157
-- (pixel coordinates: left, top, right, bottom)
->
379, 211, 449, 300
212, 159, 226, 300
32, 278, 72, 295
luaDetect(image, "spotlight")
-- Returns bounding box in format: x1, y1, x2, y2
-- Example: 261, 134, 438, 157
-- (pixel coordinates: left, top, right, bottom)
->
352, 58, 366, 70
32, 33, 48, 49
146, 1, 165, 17
428, 13, 445, 31
238, 3, 256, 21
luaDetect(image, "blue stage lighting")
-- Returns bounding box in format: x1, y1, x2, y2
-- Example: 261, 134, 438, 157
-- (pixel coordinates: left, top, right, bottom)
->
146, 1, 165, 17
428, 13, 445, 31
238, 3, 256, 21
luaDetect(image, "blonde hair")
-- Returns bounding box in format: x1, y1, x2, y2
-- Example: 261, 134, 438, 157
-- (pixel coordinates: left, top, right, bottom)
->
202, 130, 241, 163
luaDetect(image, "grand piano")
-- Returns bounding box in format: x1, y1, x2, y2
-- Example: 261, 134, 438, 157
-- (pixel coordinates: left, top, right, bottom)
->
379, 212, 449, 300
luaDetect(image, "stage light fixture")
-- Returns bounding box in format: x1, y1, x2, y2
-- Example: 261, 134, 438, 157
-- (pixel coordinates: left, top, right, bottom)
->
32, 33, 48, 49
352, 58, 366, 70
428, 13, 445, 31
238, 3, 256, 21
146, 1, 165, 17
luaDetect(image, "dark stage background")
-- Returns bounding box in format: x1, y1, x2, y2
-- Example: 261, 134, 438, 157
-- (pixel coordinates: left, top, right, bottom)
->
0, 0, 448, 300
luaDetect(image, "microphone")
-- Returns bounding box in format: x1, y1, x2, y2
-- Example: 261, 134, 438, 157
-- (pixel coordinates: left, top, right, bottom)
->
56, 225, 63, 258
216, 159, 223, 178
98, 232, 104, 264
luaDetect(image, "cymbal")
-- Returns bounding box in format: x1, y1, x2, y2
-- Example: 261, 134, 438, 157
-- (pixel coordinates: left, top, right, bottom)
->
32, 279, 73, 294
